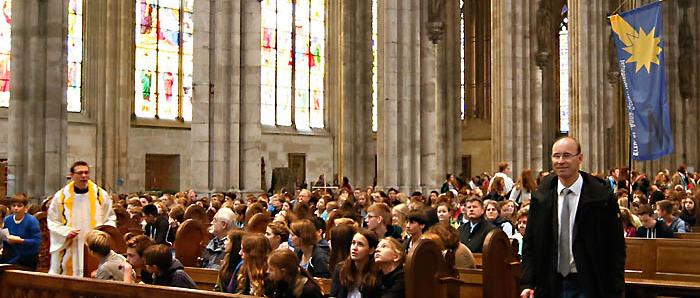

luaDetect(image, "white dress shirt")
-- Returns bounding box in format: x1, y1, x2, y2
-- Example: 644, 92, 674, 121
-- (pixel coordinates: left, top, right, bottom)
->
557, 174, 583, 274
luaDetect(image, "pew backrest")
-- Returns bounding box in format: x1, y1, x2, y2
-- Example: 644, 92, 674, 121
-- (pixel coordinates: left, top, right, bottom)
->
625, 237, 700, 282
0, 265, 251, 298
175, 219, 209, 267
33, 211, 51, 272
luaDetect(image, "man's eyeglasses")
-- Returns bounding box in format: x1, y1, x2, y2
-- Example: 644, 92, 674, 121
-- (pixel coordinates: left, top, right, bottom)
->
551, 153, 580, 161
73, 171, 89, 175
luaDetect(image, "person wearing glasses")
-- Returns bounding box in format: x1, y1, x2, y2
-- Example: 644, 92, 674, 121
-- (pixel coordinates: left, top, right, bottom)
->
520, 137, 625, 298
47, 160, 116, 277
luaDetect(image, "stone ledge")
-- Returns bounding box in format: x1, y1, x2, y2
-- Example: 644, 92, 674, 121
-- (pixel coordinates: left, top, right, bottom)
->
131, 117, 192, 129
261, 124, 330, 137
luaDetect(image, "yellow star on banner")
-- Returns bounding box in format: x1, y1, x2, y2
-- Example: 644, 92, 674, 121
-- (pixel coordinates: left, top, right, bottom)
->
624, 27, 662, 73
610, 15, 663, 73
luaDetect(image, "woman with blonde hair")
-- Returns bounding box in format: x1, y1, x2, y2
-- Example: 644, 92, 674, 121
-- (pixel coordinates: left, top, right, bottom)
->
374, 238, 405, 297
509, 169, 537, 205
228, 233, 271, 296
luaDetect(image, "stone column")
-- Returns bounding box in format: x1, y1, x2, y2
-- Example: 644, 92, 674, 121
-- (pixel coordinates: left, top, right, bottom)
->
334, 0, 373, 190
570, 0, 611, 173
376, 0, 400, 190
418, 0, 439, 191
490, 0, 544, 177
239, 0, 262, 192
87, 0, 132, 193
192, 0, 246, 193
8, 0, 68, 199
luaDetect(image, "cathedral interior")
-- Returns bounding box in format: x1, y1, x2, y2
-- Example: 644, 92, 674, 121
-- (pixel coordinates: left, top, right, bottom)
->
0, 0, 698, 199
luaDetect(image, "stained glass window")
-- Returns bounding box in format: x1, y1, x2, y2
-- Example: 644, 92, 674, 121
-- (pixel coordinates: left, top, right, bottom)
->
134, 0, 193, 121
559, 5, 569, 133
0, 0, 10, 108
67, 0, 83, 112
261, 0, 325, 130
371, 0, 378, 132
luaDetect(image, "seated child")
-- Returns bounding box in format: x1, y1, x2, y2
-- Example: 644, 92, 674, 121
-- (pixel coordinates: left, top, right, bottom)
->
143, 244, 198, 289
2, 194, 41, 270
86, 230, 130, 281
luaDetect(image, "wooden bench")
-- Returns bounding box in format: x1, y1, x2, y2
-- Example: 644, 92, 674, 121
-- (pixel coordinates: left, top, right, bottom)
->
674, 232, 700, 240
624, 237, 700, 297
0, 264, 253, 298
408, 229, 520, 298
184, 266, 334, 296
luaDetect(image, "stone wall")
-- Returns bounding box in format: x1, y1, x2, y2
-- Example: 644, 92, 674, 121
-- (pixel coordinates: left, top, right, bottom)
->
127, 127, 192, 192
261, 132, 334, 189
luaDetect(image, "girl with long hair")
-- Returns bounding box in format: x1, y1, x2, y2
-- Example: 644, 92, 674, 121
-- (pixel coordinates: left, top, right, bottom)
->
330, 229, 381, 297
374, 237, 406, 298
228, 233, 271, 296
266, 248, 324, 298
328, 224, 357, 271
215, 228, 245, 292
509, 169, 537, 205
290, 219, 331, 278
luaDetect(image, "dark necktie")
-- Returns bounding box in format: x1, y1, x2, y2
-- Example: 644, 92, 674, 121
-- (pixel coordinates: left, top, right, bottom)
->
559, 188, 573, 276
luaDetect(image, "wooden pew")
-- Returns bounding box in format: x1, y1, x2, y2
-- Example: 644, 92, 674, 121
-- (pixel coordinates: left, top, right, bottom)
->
407, 229, 520, 298
34, 211, 51, 272
174, 219, 210, 267
184, 267, 219, 291
674, 232, 700, 240
184, 266, 334, 296
625, 237, 700, 297
0, 264, 252, 298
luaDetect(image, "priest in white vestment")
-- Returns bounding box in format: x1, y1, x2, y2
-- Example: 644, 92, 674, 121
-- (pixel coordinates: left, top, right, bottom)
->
48, 161, 116, 277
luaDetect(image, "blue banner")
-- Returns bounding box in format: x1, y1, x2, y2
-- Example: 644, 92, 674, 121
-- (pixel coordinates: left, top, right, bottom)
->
610, 2, 673, 161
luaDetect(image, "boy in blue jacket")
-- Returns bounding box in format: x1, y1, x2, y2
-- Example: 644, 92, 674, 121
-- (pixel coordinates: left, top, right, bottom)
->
2, 193, 41, 270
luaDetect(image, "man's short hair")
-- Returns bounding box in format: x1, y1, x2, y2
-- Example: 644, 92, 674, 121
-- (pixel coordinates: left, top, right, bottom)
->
367, 203, 392, 225
126, 234, 154, 257
70, 161, 89, 173
498, 162, 509, 172
10, 193, 29, 207
214, 207, 236, 226
466, 196, 484, 207
553, 136, 582, 155
407, 209, 430, 231
143, 204, 158, 217
656, 200, 673, 214
86, 230, 112, 256
143, 244, 173, 271
387, 188, 398, 194
266, 221, 290, 242
637, 205, 654, 216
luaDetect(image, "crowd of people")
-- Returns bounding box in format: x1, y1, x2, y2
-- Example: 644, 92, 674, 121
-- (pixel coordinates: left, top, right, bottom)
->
1, 141, 700, 297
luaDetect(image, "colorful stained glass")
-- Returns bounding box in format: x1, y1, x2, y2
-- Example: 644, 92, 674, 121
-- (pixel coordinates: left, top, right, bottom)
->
0, 0, 10, 108
67, 0, 83, 112
371, 0, 377, 131
134, 0, 193, 121
261, 0, 324, 129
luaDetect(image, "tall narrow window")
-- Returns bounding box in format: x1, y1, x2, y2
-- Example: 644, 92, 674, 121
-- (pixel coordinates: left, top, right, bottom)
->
261, 0, 325, 130
559, 5, 569, 133
371, 0, 378, 132
67, 0, 83, 112
134, 0, 193, 121
0, 0, 10, 108
460, 0, 465, 120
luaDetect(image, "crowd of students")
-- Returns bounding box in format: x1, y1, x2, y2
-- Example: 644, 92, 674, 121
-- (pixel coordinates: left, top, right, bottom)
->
2, 162, 700, 297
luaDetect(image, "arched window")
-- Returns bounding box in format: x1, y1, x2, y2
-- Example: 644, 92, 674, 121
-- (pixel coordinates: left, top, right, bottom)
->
134, 0, 193, 121
67, 0, 83, 112
559, 5, 569, 133
261, 0, 325, 130
0, 0, 10, 108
